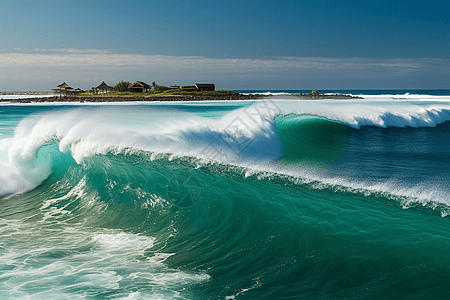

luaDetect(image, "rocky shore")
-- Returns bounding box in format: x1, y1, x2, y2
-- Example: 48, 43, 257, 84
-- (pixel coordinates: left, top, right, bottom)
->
0, 94, 263, 103
291, 91, 363, 99
0, 91, 362, 103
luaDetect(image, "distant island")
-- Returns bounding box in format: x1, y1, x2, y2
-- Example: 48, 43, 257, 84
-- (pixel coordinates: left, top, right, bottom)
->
0, 80, 362, 102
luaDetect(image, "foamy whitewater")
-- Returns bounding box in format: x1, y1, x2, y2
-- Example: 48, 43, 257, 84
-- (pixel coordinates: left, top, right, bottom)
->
1, 91, 450, 299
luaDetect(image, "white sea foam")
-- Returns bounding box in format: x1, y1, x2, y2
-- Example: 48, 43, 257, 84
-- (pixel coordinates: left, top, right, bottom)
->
274, 99, 450, 128
359, 94, 450, 101
0, 226, 209, 299
0, 105, 282, 196
0, 138, 52, 195
253, 167, 450, 212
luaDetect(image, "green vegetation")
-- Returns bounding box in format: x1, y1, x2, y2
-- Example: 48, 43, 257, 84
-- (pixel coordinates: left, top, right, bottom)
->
114, 81, 131, 92
79, 91, 146, 97
154, 85, 170, 93
204, 90, 239, 96
158, 89, 239, 96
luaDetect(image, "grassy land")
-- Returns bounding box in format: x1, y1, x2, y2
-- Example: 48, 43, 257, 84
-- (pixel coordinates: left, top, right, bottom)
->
78, 89, 240, 97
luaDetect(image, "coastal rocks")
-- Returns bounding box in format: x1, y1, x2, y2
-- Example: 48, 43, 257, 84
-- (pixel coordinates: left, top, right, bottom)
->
0, 91, 362, 103
292, 90, 362, 99
0, 94, 264, 103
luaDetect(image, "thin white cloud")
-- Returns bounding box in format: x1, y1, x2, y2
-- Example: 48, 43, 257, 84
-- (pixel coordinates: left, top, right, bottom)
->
0, 49, 448, 90
0, 51, 427, 72
35, 48, 114, 54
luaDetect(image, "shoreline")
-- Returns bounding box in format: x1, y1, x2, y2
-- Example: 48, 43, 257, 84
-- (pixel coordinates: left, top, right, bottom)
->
0, 93, 362, 103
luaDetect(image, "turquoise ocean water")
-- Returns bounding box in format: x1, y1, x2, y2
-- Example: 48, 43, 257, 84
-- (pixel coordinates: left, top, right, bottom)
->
1, 90, 450, 299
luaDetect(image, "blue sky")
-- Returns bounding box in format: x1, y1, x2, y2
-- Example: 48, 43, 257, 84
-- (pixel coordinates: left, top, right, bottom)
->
1, 0, 449, 90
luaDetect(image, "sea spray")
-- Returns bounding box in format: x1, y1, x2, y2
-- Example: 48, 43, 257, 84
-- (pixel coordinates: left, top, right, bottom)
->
0, 104, 284, 196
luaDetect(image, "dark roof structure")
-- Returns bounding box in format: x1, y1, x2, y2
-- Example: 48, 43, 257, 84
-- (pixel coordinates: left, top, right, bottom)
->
96, 81, 112, 89
53, 82, 74, 97
96, 81, 114, 93
195, 83, 215, 91
180, 83, 215, 92
180, 85, 198, 91
129, 81, 151, 92
57, 82, 73, 90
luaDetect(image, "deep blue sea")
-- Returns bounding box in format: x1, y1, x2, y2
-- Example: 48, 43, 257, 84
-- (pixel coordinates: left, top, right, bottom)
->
1, 90, 450, 299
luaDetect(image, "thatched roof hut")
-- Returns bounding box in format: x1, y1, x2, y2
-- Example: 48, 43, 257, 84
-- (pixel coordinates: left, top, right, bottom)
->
96, 81, 114, 93
57, 82, 73, 90
129, 81, 151, 93
53, 82, 74, 97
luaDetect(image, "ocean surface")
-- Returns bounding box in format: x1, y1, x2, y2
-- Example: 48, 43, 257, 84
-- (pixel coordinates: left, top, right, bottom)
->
1, 90, 450, 299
